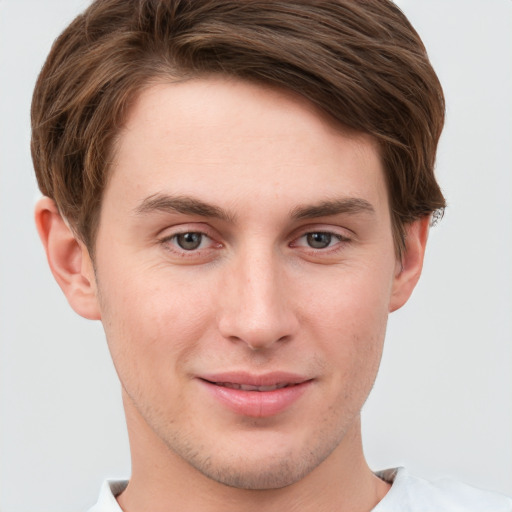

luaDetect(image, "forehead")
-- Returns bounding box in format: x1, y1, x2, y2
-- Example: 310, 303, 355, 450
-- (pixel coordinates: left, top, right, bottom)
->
106, 77, 389, 220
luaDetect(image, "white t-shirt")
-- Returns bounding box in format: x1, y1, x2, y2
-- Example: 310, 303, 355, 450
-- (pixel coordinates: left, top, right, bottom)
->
373, 468, 512, 511
86, 467, 512, 511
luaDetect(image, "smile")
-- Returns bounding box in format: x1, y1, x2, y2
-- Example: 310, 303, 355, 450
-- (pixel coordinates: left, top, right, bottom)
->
210, 381, 292, 391
198, 373, 313, 418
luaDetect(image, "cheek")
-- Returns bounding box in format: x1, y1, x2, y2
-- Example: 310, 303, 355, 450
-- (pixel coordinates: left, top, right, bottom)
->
301, 260, 393, 334
96, 263, 215, 383
299, 263, 392, 382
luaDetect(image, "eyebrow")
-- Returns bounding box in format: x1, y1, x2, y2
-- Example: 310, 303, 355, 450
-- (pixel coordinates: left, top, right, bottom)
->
134, 193, 235, 222
134, 193, 375, 223
290, 198, 375, 220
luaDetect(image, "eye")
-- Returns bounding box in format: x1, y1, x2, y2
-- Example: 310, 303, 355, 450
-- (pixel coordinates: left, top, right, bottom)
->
175, 232, 204, 251
298, 231, 346, 249
158, 224, 224, 262
161, 231, 216, 253
290, 229, 352, 255
306, 232, 334, 249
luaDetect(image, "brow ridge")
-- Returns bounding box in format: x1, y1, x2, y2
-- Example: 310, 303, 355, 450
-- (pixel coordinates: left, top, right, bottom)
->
291, 198, 375, 220
135, 194, 374, 223
134, 193, 234, 222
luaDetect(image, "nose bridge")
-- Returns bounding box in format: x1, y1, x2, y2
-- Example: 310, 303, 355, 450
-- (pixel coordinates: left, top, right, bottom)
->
218, 243, 297, 349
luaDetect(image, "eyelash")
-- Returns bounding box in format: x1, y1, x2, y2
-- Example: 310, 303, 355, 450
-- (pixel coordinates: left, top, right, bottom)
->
293, 231, 350, 249
158, 228, 351, 260
159, 230, 219, 258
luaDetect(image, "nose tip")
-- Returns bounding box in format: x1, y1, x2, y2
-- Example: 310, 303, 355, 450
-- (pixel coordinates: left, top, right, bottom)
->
218, 287, 298, 350
217, 257, 298, 351
219, 318, 296, 351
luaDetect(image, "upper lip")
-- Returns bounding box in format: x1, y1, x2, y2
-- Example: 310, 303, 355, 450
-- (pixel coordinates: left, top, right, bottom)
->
198, 371, 311, 388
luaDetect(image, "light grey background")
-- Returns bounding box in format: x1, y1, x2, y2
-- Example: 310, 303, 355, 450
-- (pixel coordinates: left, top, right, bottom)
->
1, 1, 511, 511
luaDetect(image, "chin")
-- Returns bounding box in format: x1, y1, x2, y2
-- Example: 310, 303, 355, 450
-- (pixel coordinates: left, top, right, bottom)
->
165, 428, 341, 491
190, 454, 316, 490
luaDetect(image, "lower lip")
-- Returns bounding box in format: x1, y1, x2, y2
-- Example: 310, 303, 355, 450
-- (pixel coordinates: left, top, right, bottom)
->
200, 380, 312, 418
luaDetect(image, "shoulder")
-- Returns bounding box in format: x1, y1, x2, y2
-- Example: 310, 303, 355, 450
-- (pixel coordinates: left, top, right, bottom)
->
373, 468, 512, 512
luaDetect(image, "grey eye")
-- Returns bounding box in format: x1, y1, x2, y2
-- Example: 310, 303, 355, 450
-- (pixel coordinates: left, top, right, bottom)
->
176, 232, 203, 250
306, 232, 332, 249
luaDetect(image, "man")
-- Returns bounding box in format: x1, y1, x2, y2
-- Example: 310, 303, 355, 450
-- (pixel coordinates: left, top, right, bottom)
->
30, 1, 512, 510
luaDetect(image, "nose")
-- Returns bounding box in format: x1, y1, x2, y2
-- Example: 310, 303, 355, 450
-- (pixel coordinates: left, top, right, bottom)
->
217, 249, 299, 350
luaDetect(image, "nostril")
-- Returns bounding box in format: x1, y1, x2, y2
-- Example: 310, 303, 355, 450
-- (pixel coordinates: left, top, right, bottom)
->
216, 271, 299, 349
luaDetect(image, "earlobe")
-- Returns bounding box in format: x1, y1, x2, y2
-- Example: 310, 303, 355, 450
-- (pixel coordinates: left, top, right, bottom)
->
389, 216, 430, 313
35, 197, 101, 320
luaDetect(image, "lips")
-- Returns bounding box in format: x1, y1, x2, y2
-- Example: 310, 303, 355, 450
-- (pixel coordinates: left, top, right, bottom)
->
211, 382, 291, 391
198, 372, 312, 418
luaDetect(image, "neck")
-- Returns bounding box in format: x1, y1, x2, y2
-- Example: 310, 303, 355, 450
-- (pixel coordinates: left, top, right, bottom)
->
117, 395, 389, 512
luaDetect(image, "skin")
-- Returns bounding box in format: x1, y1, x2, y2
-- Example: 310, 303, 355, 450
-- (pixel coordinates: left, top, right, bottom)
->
36, 77, 429, 512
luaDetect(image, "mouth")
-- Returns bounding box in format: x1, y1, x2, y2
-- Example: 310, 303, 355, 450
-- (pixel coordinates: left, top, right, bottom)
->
206, 381, 294, 392
198, 373, 312, 417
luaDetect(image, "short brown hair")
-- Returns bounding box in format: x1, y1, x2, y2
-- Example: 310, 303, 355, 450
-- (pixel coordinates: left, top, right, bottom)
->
31, 0, 446, 257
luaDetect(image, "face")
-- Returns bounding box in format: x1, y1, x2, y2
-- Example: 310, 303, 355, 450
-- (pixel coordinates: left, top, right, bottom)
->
90, 77, 403, 489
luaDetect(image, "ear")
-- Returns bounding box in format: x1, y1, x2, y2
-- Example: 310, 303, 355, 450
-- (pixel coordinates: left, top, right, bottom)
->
35, 197, 101, 320
389, 216, 430, 313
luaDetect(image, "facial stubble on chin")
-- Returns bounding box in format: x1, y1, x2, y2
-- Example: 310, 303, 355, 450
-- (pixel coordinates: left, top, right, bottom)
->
134, 393, 362, 491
